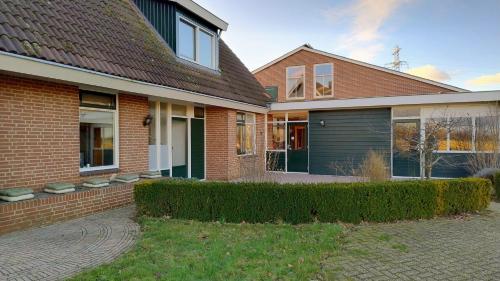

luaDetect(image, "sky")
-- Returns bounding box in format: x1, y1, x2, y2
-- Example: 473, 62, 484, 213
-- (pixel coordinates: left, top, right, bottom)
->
196, 0, 500, 91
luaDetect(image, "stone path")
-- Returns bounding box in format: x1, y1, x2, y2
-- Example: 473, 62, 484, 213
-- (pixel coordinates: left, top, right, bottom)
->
0, 206, 139, 281
327, 202, 500, 281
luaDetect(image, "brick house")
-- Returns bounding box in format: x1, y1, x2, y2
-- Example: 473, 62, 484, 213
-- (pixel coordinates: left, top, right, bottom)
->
254, 44, 500, 178
0, 0, 270, 192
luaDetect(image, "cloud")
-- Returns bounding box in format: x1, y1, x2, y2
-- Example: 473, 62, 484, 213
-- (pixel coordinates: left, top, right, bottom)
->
466, 73, 500, 86
323, 0, 411, 62
407, 65, 451, 81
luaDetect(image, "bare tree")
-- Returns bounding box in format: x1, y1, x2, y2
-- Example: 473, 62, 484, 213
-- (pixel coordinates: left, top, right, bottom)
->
466, 107, 500, 175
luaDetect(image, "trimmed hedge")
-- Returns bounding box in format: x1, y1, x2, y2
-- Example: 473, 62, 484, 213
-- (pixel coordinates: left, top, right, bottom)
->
134, 178, 491, 224
495, 172, 500, 200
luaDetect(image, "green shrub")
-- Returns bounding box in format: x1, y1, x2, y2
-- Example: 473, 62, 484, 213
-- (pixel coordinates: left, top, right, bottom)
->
495, 172, 500, 200
134, 178, 491, 224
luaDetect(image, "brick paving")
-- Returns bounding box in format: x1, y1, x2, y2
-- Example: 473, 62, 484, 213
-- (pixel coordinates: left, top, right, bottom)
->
326, 202, 500, 281
0, 206, 139, 281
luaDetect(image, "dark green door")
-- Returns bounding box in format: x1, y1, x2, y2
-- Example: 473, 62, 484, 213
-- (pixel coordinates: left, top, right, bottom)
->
190, 118, 205, 179
287, 122, 308, 172
392, 120, 420, 177
172, 118, 188, 178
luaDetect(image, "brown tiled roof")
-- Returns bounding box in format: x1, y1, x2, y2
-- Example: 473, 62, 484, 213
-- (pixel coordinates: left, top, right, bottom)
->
0, 0, 269, 106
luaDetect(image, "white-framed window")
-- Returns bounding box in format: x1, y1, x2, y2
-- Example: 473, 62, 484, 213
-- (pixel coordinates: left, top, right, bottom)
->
314, 63, 333, 98
286, 66, 305, 100
79, 91, 118, 172
177, 15, 217, 69
236, 112, 256, 155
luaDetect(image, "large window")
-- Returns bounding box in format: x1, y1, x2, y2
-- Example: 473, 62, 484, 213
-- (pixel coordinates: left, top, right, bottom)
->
236, 112, 255, 155
286, 66, 305, 99
79, 91, 116, 171
475, 116, 499, 152
426, 117, 475, 152
177, 16, 216, 69
314, 63, 333, 98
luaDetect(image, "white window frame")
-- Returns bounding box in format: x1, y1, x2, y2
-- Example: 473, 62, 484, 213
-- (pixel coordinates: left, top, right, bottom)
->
236, 112, 256, 156
176, 14, 218, 69
79, 100, 119, 173
285, 65, 305, 100
313, 63, 334, 99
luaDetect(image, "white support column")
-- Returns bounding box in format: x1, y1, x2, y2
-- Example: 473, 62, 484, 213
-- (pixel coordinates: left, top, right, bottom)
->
167, 103, 173, 177
155, 101, 161, 171
264, 113, 268, 172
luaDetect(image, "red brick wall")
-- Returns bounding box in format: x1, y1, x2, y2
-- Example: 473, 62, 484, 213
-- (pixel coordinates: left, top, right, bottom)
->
0, 74, 80, 190
205, 106, 265, 180
118, 94, 149, 174
0, 74, 149, 191
254, 49, 455, 103
0, 183, 134, 235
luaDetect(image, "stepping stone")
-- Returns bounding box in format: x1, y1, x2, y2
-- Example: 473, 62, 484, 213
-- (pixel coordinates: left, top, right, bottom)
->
0, 188, 34, 202
140, 171, 162, 179
83, 178, 109, 188
44, 182, 76, 194
114, 174, 139, 183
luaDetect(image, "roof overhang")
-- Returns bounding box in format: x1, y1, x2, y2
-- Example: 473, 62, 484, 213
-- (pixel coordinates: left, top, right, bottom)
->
171, 0, 228, 31
270, 92, 500, 112
253, 45, 467, 92
0, 51, 266, 113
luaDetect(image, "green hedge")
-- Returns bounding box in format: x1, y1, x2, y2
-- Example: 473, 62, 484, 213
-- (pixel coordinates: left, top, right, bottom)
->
495, 173, 500, 200
134, 178, 491, 224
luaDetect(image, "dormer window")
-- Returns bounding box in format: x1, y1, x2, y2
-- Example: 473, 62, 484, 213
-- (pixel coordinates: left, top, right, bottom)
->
177, 15, 217, 69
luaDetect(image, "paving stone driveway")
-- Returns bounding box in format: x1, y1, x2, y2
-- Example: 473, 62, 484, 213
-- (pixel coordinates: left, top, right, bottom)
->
0, 206, 139, 281
327, 202, 500, 281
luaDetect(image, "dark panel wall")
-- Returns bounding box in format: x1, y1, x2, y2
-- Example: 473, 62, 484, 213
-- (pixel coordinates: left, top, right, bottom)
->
309, 108, 391, 175
134, 0, 177, 51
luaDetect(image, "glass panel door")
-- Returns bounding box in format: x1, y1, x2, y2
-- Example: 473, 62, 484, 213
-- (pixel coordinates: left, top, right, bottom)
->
172, 117, 188, 178
393, 120, 420, 177
287, 122, 308, 172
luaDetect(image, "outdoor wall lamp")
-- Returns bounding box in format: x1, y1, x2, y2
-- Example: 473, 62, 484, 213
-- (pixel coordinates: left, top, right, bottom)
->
143, 114, 153, 127
320, 120, 326, 127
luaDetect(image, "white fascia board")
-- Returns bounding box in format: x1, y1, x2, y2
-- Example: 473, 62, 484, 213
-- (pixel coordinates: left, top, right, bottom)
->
171, 0, 228, 31
270, 92, 500, 111
0, 51, 266, 114
253, 46, 467, 92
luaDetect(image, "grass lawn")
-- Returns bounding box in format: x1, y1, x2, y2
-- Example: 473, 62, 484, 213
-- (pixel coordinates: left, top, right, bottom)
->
70, 218, 343, 281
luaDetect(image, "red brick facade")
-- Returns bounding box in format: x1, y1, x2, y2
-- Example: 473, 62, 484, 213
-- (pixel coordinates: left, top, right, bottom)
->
0, 183, 134, 235
205, 106, 265, 180
0, 74, 149, 191
254, 49, 455, 103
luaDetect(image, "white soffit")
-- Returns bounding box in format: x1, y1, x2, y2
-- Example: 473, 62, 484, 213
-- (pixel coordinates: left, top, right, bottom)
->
0, 51, 267, 114
270, 91, 500, 111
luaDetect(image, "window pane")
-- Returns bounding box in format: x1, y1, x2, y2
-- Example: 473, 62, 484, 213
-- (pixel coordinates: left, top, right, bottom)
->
426, 118, 448, 151
245, 124, 254, 153
80, 109, 114, 168
236, 123, 245, 154
476, 116, 499, 152
286, 67, 304, 98
450, 117, 473, 151
393, 122, 419, 153
268, 112, 285, 122
315, 64, 332, 76
179, 19, 195, 60
80, 91, 116, 109
287, 112, 308, 121
393, 107, 420, 118
172, 104, 187, 116
194, 106, 205, 118
199, 30, 213, 68
267, 123, 285, 150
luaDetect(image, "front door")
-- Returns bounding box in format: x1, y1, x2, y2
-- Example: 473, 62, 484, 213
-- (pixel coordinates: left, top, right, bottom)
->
287, 122, 308, 172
